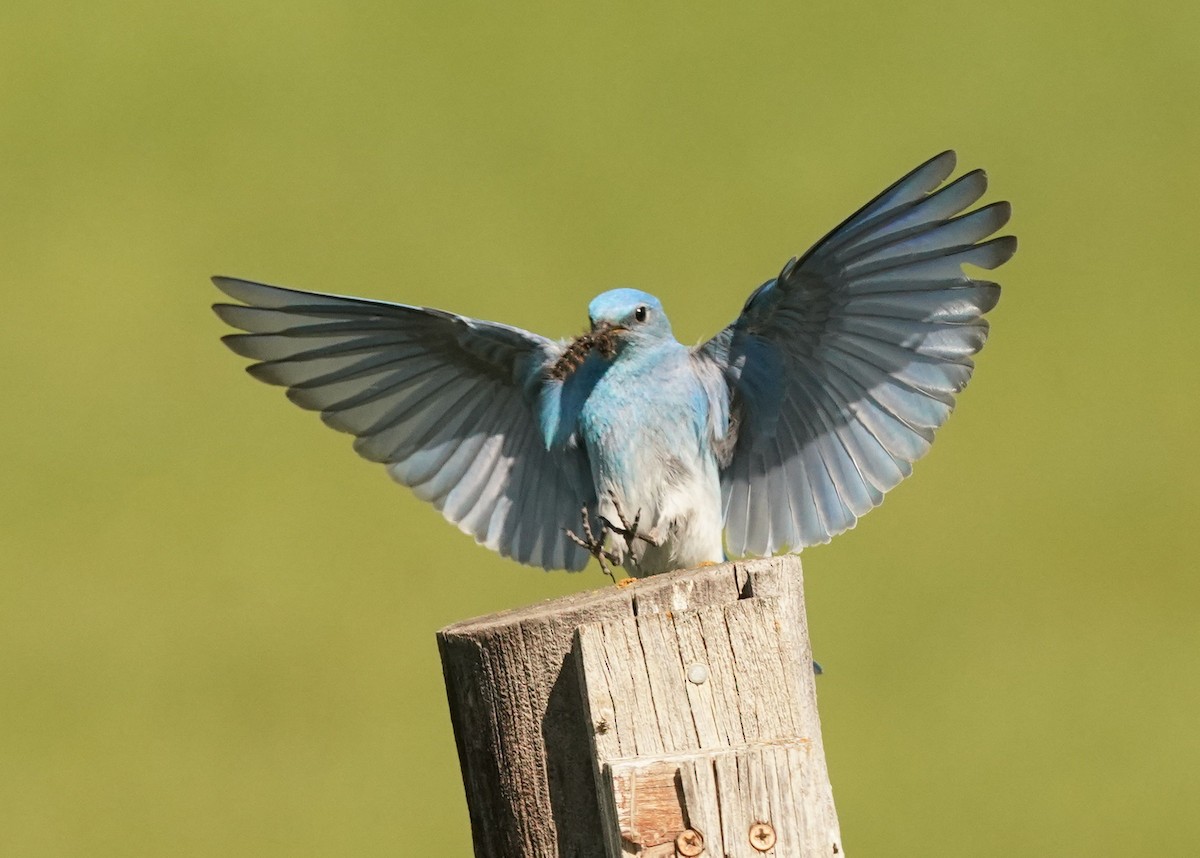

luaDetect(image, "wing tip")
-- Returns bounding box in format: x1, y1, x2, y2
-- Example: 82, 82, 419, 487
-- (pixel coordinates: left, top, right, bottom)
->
212, 303, 245, 326
977, 235, 1018, 270
244, 360, 291, 387
211, 275, 325, 309
219, 332, 257, 356
911, 149, 958, 189
929, 148, 957, 174
212, 275, 252, 300
988, 200, 1013, 229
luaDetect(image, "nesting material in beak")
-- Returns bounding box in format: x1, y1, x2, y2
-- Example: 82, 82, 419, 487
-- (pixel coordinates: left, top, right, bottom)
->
548, 322, 619, 380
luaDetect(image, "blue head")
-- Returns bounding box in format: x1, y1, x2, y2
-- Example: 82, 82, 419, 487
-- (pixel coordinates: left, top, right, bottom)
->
540, 289, 674, 449
587, 288, 674, 347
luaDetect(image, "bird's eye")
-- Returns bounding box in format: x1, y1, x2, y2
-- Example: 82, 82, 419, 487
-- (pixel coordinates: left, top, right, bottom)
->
634, 305, 648, 323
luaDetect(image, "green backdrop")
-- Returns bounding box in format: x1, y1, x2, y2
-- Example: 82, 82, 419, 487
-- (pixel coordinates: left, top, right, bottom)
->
4, 2, 1197, 855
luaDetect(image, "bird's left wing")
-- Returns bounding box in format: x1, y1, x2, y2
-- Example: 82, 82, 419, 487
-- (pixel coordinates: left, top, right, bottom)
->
212, 277, 597, 571
695, 151, 1015, 557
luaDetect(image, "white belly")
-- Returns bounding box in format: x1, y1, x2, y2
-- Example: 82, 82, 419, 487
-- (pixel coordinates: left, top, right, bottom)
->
596, 451, 725, 577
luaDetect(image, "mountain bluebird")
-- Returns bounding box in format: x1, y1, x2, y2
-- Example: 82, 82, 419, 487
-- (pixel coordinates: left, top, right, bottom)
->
213, 151, 1014, 578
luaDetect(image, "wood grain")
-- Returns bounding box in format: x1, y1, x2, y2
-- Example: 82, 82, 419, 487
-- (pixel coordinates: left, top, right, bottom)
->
438, 557, 842, 857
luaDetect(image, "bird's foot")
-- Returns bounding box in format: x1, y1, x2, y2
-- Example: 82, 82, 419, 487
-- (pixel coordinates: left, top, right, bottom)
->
565, 506, 623, 583
599, 498, 656, 579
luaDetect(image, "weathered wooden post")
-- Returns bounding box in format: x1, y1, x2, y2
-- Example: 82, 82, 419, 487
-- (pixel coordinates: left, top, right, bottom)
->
438, 556, 843, 857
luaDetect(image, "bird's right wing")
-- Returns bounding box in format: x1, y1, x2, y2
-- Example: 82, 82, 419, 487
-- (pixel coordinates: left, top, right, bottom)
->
696, 151, 1015, 557
213, 277, 598, 571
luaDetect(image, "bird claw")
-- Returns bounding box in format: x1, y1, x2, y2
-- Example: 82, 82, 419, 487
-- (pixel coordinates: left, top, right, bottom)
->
567, 499, 654, 583
599, 497, 655, 563
566, 506, 624, 583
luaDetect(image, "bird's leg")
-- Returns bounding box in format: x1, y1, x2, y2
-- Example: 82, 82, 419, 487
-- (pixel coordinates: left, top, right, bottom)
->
599, 497, 656, 577
565, 505, 622, 583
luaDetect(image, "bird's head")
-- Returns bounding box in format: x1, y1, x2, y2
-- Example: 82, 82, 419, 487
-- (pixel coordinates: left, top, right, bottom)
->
586, 288, 672, 345
548, 289, 673, 381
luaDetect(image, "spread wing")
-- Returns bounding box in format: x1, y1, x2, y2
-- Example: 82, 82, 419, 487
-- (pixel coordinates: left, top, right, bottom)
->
696, 151, 1016, 556
212, 277, 598, 571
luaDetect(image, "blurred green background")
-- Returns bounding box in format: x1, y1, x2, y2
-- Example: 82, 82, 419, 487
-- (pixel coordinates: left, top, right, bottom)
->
3, 1, 1197, 855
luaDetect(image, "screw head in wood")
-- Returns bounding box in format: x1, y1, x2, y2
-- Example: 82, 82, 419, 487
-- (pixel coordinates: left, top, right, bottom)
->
675, 827, 704, 856
749, 821, 776, 851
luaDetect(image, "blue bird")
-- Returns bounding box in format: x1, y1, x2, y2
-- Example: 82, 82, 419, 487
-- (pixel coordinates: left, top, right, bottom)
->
213, 151, 1014, 578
